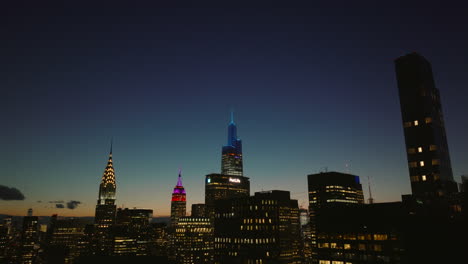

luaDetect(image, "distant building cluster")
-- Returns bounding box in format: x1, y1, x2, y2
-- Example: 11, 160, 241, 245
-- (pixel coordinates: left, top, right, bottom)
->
0, 53, 466, 263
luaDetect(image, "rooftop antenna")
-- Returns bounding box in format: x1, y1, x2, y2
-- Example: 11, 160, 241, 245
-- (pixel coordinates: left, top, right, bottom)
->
367, 176, 374, 204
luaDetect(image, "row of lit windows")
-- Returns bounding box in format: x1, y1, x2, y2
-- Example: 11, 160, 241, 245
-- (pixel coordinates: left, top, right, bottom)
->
408, 145, 437, 154
326, 199, 359, 204
319, 261, 352, 264
260, 200, 277, 205
215, 237, 276, 244
319, 243, 383, 251
318, 234, 391, 241
403, 117, 432, 128
410, 174, 440, 182
409, 159, 440, 168
243, 218, 272, 224
240, 225, 275, 231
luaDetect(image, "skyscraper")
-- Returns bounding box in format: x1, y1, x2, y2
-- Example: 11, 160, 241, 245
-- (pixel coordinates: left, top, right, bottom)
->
221, 112, 243, 176
95, 144, 117, 229
395, 52, 458, 200
170, 170, 186, 228
174, 217, 214, 264
307, 171, 365, 263
21, 210, 38, 264
214, 190, 302, 264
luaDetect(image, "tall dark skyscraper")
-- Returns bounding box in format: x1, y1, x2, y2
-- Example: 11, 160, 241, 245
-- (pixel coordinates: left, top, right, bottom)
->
170, 170, 186, 228
395, 53, 458, 200
95, 144, 117, 229
221, 112, 243, 176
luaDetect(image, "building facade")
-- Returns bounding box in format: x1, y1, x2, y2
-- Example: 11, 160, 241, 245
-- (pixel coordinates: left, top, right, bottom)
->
214, 190, 302, 264
307, 172, 365, 263
205, 173, 250, 218
174, 217, 214, 264
395, 52, 458, 201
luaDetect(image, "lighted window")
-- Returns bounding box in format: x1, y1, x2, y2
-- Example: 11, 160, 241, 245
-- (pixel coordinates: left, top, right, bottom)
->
432, 159, 440, 165
434, 174, 440, 181
409, 162, 417, 168
319, 261, 331, 264
430, 145, 437, 151
410, 176, 419, 182
421, 175, 427, 181
374, 244, 382, 251
403, 122, 412, 128
419, 161, 425, 167
330, 243, 337, 248
414, 120, 419, 126
418, 147, 423, 153
425, 117, 432, 123
344, 244, 351, 250
407, 148, 416, 154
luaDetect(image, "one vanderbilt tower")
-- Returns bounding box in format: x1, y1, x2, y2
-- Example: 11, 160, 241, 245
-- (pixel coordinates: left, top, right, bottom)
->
221, 112, 243, 176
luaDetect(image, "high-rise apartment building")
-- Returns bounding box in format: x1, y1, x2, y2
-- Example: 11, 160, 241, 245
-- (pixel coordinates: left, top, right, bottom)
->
395, 52, 458, 200
221, 112, 243, 176
214, 190, 302, 264
170, 170, 186, 228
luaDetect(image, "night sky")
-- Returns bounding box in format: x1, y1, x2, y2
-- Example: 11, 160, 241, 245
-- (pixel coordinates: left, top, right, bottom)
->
2, 1, 468, 216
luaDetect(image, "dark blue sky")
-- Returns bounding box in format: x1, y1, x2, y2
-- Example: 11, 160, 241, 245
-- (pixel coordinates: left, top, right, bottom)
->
2, 1, 468, 216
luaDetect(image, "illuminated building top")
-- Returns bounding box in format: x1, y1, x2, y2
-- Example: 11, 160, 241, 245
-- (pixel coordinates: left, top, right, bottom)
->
98, 143, 116, 205
221, 111, 243, 176
172, 170, 186, 201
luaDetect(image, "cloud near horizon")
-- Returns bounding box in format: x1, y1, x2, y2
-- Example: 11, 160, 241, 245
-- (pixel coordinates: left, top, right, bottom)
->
0, 185, 25, 200
67, 200, 81, 209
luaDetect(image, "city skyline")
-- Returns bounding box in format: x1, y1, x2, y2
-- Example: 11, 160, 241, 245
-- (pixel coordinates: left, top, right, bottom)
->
3, 2, 468, 217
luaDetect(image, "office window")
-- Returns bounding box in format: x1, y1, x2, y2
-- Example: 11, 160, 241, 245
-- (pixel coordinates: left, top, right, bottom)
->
430, 145, 437, 151
432, 159, 440, 165
409, 162, 417, 168
417, 147, 423, 153
421, 175, 427, 181
419, 161, 425, 167
414, 120, 419, 126
404, 122, 412, 128
425, 117, 432, 123
407, 148, 416, 154
410, 176, 419, 182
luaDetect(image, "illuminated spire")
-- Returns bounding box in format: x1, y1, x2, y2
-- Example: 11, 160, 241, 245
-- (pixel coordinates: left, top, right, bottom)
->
98, 141, 116, 205
230, 110, 235, 124
172, 170, 186, 198
176, 169, 183, 187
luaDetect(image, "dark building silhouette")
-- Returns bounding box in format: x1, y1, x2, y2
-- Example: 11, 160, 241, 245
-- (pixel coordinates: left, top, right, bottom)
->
395, 53, 458, 201
307, 172, 365, 263
221, 112, 243, 176
174, 217, 214, 264
205, 173, 250, 218
191, 204, 206, 218
20, 210, 38, 264
214, 190, 301, 264
44, 217, 86, 264
170, 170, 186, 228
115, 208, 154, 256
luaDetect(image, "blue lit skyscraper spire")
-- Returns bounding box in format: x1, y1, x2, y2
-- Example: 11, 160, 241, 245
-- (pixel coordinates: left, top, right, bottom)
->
222, 111, 243, 176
